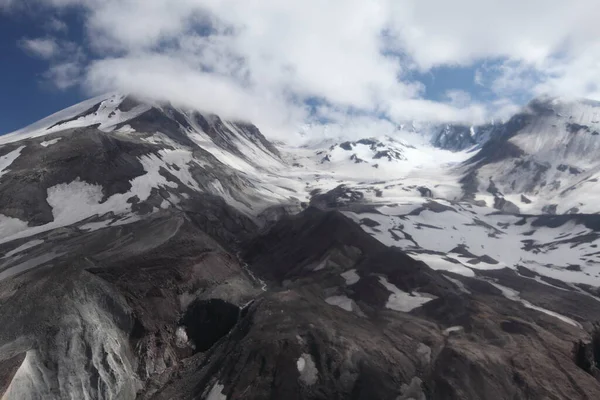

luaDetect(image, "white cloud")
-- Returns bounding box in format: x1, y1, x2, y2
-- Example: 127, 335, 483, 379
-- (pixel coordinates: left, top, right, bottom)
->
474, 61, 542, 99
387, 0, 598, 69
45, 17, 68, 33
444, 90, 472, 108
4, 0, 600, 134
75, 0, 486, 129
533, 43, 600, 101
44, 62, 82, 89
85, 55, 302, 127
386, 0, 600, 103
18, 37, 59, 59
488, 98, 522, 122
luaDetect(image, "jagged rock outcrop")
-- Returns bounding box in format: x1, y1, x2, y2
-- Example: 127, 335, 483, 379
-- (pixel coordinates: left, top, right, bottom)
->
432, 123, 497, 152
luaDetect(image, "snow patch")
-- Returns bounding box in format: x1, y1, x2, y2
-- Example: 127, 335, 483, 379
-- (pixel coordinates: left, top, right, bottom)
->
378, 276, 434, 312
325, 295, 354, 312
175, 326, 190, 348
0, 146, 25, 179
444, 275, 472, 294
296, 357, 306, 372
410, 253, 475, 277
0, 94, 112, 144
341, 269, 360, 285
3, 239, 45, 258
0, 150, 189, 244
40, 138, 61, 147
155, 148, 201, 191
209, 180, 253, 215
205, 383, 227, 400
416, 343, 431, 365
443, 326, 464, 336
351, 202, 600, 286
0, 252, 62, 282
297, 353, 318, 385
78, 220, 112, 232
115, 124, 136, 134
1, 94, 152, 144
48, 180, 106, 223
490, 282, 582, 328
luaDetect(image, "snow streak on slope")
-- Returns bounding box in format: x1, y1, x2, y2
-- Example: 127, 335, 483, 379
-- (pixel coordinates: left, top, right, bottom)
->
0, 146, 25, 178
488, 281, 583, 328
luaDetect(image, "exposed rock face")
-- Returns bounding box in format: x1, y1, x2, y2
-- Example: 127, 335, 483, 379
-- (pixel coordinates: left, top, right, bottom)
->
494, 196, 521, 214
418, 186, 433, 198
432, 124, 497, 151
309, 185, 366, 210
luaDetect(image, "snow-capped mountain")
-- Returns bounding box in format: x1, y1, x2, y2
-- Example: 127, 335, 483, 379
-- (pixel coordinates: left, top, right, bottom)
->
461, 97, 600, 214
2, 93, 600, 400
0, 94, 304, 242
318, 137, 409, 165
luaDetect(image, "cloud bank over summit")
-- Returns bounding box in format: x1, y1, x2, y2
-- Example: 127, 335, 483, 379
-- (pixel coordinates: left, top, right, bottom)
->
3, 0, 600, 138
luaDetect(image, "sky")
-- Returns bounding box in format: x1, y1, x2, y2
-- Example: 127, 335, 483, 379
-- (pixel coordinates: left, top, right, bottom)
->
0, 0, 599, 138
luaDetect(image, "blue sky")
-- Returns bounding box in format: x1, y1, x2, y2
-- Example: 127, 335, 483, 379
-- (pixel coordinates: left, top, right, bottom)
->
413, 66, 489, 103
0, 0, 598, 137
0, 10, 87, 134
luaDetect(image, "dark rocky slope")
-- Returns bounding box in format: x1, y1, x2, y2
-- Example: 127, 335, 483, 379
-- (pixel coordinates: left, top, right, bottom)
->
3, 203, 600, 399
145, 209, 600, 400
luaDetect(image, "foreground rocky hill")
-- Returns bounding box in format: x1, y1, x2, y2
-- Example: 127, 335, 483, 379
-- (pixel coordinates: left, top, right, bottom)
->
1, 94, 600, 399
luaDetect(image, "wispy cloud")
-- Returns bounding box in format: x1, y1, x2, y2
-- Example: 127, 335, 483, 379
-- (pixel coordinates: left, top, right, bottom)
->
45, 17, 68, 33
44, 61, 82, 89
18, 37, 60, 59
18, 33, 85, 90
